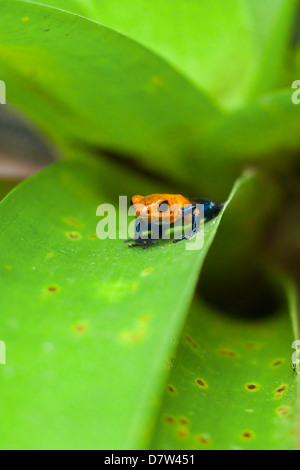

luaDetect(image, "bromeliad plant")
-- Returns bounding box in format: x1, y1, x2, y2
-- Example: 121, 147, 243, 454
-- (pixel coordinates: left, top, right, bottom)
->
0, 0, 299, 450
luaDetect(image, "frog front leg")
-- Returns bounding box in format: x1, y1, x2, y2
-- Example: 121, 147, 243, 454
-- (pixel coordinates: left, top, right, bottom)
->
125, 219, 158, 249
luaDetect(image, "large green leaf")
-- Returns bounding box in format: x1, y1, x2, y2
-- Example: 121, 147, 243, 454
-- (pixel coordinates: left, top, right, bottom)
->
1, 1, 300, 199
0, 158, 250, 449
201, 88, 300, 161
151, 285, 299, 450
0, 0, 218, 183
176, 88, 300, 199
24, 0, 297, 109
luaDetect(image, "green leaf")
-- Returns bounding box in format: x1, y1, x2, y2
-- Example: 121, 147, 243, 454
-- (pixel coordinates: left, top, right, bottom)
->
177, 88, 300, 198
245, 0, 298, 97
201, 88, 300, 161
151, 286, 299, 450
26, 0, 297, 109
0, 159, 250, 449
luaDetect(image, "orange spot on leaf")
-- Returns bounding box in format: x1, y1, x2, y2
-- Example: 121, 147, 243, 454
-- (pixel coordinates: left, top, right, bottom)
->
241, 430, 255, 440
164, 415, 174, 424
246, 384, 259, 392
67, 232, 81, 240
196, 378, 208, 389
177, 428, 188, 439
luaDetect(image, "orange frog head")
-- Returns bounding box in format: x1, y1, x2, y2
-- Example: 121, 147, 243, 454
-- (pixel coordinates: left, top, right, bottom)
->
130, 194, 192, 224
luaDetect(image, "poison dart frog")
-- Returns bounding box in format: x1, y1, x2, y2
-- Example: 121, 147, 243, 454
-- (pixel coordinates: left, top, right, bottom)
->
125, 194, 225, 249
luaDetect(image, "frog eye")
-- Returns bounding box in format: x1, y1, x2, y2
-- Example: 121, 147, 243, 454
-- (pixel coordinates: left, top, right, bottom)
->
158, 201, 169, 212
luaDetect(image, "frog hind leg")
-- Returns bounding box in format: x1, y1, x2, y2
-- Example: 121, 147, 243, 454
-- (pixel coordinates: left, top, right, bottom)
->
173, 207, 199, 244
